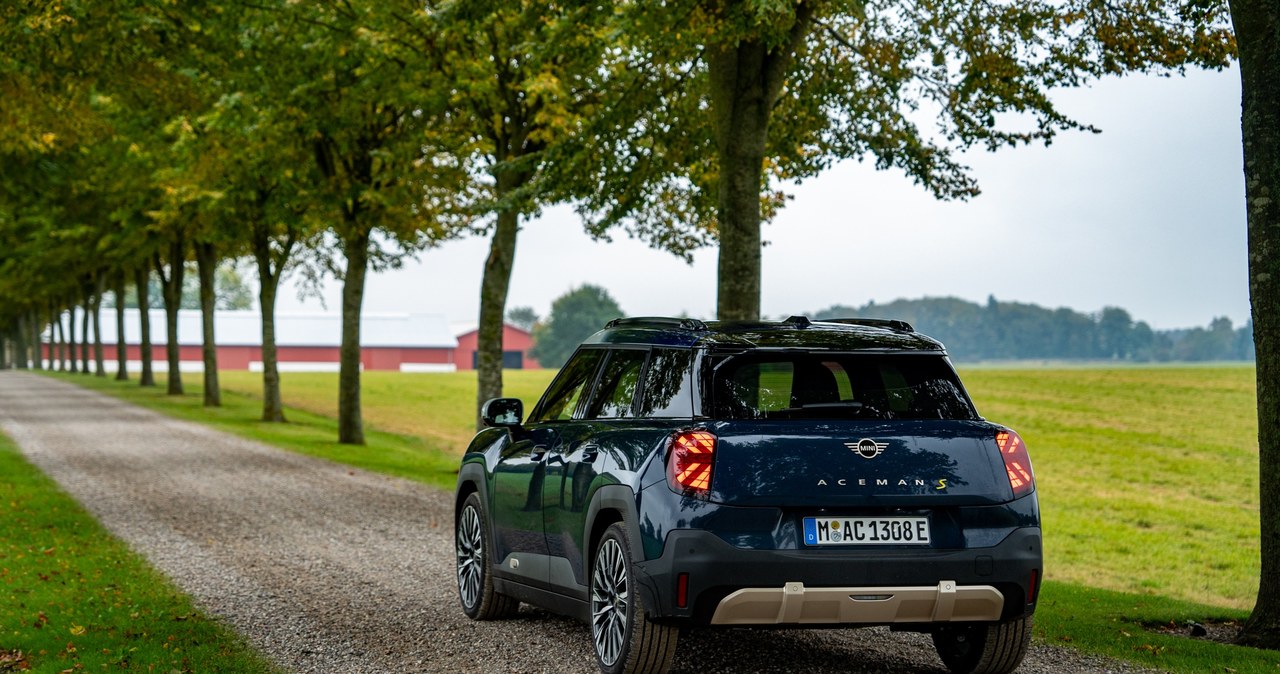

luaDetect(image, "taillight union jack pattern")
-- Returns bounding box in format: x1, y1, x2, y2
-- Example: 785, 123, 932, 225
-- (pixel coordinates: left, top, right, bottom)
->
996, 430, 1035, 498
669, 430, 716, 494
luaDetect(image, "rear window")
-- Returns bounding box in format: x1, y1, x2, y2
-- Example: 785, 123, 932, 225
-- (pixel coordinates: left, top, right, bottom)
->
710, 353, 976, 421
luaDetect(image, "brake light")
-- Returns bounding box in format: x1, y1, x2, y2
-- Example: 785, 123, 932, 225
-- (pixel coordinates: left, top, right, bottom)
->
995, 430, 1035, 498
668, 430, 716, 495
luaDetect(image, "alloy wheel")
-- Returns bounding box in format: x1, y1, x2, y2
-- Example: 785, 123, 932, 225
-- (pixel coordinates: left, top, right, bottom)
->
591, 537, 629, 667
456, 504, 483, 610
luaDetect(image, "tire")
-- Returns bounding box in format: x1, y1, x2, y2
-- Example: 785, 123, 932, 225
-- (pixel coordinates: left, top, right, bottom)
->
932, 616, 1033, 674
590, 523, 678, 674
455, 492, 519, 620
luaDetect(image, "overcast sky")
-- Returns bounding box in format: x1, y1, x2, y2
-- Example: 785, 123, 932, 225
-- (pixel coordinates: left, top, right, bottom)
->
278, 66, 1248, 332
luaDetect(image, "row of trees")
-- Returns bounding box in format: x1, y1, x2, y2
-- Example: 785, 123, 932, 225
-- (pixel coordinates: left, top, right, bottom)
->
813, 297, 1255, 362
0, 0, 1240, 435
3, 0, 1278, 644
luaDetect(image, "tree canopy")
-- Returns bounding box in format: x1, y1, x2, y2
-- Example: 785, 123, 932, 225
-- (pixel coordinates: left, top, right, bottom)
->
530, 285, 625, 368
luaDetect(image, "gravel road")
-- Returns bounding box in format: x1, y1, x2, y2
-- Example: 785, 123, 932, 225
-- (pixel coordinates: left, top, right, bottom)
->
0, 372, 1160, 673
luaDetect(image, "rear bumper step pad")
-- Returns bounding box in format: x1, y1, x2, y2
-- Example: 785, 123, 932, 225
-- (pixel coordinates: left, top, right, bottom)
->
710, 580, 1004, 625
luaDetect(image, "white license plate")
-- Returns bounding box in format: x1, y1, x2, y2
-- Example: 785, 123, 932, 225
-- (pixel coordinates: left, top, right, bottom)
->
802, 516, 931, 546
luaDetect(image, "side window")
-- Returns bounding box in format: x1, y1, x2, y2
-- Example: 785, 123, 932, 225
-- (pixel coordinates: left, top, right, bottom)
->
529, 350, 605, 423
637, 348, 696, 417
586, 350, 648, 419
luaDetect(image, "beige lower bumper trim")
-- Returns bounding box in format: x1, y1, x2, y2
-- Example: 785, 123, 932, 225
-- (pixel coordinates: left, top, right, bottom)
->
710, 580, 1004, 626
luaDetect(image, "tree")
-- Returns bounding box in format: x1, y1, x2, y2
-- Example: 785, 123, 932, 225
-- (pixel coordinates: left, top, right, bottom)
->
135, 267, 156, 387
266, 1, 467, 444
1230, 0, 1280, 649
530, 285, 623, 368
1098, 307, 1135, 360
154, 236, 187, 395
194, 239, 221, 407
579, 0, 1235, 320
506, 306, 539, 332
406, 1, 616, 426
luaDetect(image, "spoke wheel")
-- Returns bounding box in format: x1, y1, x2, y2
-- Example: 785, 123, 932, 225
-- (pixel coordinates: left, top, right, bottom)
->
592, 537, 629, 667
455, 492, 518, 620
590, 524, 677, 674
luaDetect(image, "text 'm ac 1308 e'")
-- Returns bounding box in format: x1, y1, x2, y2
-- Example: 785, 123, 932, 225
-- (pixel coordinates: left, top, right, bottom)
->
454, 316, 1041, 674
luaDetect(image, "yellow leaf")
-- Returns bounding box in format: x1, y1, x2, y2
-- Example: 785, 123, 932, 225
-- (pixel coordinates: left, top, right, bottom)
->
69, 624, 86, 636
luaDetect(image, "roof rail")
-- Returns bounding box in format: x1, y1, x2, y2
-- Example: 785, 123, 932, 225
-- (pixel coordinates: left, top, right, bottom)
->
819, 317, 915, 333
604, 317, 709, 331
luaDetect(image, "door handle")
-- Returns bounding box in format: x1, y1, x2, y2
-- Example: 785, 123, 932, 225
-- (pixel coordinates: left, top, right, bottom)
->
579, 444, 600, 462
530, 445, 548, 462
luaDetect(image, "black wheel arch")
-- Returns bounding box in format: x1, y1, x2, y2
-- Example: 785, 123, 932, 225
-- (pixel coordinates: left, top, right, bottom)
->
585, 484, 662, 611
455, 461, 490, 523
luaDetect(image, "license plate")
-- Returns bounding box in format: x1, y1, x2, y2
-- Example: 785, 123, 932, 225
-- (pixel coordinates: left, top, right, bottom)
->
802, 516, 931, 546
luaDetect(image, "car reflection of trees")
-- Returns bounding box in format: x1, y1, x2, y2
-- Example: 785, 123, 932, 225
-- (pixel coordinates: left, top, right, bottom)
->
634, 350, 695, 417
717, 428, 970, 507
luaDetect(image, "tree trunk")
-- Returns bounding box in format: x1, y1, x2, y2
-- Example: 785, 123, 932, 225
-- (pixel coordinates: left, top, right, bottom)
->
1232, 0, 1280, 650
706, 11, 814, 321
338, 228, 370, 445
13, 315, 27, 369
79, 294, 91, 374
47, 302, 59, 371
476, 205, 520, 429
135, 267, 155, 387
29, 310, 43, 370
0, 332, 7, 369
252, 221, 293, 423
156, 236, 186, 395
50, 304, 61, 371
92, 275, 106, 376
195, 241, 221, 407
114, 274, 128, 380
66, 305, 78, 373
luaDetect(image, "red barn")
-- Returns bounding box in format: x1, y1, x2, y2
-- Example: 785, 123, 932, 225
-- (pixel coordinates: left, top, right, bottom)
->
451, 323, 540, 370
49, 309, 458, 372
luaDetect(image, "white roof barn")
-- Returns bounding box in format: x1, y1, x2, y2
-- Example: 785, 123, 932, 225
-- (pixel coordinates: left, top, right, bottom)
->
73, 309, 457, 349
51, 309, 459, 372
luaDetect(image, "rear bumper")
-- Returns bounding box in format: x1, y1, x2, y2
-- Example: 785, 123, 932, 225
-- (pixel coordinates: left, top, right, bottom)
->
634, 527, 1041, 626
711, 580, 1004, 625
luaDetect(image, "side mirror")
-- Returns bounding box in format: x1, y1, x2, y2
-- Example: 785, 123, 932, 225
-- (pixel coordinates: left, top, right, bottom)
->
481, 398, 524, 428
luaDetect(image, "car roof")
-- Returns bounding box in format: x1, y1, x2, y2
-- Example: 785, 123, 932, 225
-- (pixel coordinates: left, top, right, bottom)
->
581, 316, 946, 352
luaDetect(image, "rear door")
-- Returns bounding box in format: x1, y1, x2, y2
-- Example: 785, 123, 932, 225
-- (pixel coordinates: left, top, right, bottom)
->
490, 348, 604, 588
543, 348, 648, 586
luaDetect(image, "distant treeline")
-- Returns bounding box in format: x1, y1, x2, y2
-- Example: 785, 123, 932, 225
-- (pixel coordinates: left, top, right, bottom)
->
811, 297, 1255, 362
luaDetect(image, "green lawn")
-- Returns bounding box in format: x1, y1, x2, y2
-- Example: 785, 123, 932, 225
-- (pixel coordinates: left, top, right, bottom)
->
961, 366, 1259, 611
0, 429, 279, 673
32, 364, 1280, 672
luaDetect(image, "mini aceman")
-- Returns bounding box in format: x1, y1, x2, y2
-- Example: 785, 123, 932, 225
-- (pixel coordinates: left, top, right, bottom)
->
455, 316, 1041, 674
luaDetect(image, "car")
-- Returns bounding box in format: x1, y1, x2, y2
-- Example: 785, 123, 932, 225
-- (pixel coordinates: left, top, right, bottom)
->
454, 316, 1041, 674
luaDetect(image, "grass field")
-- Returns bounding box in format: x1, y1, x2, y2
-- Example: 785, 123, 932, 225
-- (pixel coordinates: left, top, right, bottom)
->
33, 364, 1280, 672
0, 429, 279, 673
217, 369, 552, 454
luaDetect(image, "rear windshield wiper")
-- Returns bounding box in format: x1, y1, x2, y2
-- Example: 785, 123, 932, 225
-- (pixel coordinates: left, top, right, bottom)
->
779, 401, 865, 411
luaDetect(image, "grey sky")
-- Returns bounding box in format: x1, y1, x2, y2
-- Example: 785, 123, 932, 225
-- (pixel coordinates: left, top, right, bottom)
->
281, 66, 1248, 332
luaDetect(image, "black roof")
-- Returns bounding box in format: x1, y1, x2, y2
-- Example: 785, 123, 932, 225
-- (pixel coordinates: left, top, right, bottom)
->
583, 316, 946, 352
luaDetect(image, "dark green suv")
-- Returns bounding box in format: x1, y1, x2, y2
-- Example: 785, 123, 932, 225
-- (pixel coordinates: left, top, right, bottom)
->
455, 317, 1041, 674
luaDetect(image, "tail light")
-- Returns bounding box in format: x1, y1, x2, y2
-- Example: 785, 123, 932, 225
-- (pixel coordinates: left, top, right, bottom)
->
667, 430, 716, 496
995, 430, 1035, 499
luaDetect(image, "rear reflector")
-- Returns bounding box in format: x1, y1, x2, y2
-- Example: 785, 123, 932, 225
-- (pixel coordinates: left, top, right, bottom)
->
668, 430, 716, 496
677, 573, 690, 608
995, 430, 1035, 499
1028, 568, 1039, 604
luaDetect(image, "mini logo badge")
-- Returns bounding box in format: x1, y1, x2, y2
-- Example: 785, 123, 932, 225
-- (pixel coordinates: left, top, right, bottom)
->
846, 439, 888, 459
